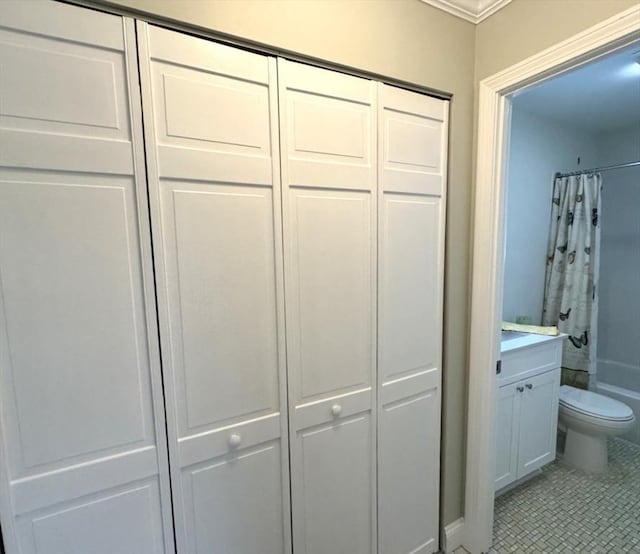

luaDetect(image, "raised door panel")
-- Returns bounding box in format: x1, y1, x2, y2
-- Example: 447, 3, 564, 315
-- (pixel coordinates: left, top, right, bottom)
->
295, 415, 373, 554
379, 84, 448, 196
379, 388, 439, 554
379, 195, 442, 385
149, 57, 272, 184
0, 5, 172, 553
181, 441, 285, 554
0, 180, 149, 468
15, 481, 164, 554
280, 59, 376, 192
288, 190, 373, 401
517, 369, 560, 477
138, 24, 290, 553
377, 84, 448, 554
495, 384, 520, 491
0, 5, 133, 175
278, 59, 376, 554
163, 185, 280, 435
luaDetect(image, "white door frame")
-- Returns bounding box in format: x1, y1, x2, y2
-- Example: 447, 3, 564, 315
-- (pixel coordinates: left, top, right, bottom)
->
463, 6, 640, 553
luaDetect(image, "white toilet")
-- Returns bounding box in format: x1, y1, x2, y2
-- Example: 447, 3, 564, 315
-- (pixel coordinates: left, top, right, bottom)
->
559, 385, 635, 472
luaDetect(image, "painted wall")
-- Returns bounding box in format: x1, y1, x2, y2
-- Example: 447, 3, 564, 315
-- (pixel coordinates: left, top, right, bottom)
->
475, 0, 639, 81
596, 123, 640, 375
503, 108, 599, 325
95, 0, 476, 526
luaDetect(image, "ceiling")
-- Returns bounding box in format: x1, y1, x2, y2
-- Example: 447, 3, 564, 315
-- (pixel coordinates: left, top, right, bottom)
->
512, 43, 640, 135
419, 0, 512, 24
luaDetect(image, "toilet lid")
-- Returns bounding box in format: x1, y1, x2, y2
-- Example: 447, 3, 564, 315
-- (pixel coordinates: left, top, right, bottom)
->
559, 385, 634, 421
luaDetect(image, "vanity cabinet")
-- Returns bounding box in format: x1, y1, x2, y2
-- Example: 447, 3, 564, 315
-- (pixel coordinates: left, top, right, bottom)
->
495, 335, 564, 492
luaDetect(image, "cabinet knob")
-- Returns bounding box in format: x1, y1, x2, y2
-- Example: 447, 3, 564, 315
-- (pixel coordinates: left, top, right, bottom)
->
228, 433, 242, 448
516, 386, 524, 393
331, 404, 342, 417
525, 383, 533, 390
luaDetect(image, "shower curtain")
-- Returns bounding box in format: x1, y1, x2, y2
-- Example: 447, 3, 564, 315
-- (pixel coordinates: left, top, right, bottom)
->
542, 173, 601, 372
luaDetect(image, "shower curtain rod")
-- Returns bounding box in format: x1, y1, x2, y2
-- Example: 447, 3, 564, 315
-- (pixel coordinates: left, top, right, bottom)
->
555, 160, 640, 179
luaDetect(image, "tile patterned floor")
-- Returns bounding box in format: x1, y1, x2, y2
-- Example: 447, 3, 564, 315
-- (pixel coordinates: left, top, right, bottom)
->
491, 438, 640, 553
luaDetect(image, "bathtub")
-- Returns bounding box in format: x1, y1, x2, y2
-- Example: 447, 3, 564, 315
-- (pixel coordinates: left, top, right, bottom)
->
596, 359, 640, 445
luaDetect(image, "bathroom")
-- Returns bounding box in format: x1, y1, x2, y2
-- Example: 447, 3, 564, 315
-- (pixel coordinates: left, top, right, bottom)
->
494, 44, 640, 551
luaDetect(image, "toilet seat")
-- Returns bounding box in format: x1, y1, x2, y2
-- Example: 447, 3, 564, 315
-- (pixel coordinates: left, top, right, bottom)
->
559, 385, 634, 422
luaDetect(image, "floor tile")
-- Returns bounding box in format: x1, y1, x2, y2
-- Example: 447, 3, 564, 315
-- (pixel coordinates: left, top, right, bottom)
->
492, 438, 640, 553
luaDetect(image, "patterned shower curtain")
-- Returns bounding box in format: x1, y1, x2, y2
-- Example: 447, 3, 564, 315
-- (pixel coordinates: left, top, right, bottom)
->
542, 173, 601, 372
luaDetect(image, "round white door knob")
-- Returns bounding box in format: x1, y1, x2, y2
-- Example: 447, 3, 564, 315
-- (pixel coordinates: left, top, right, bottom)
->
228, 433, 242, 447
331, 404, 342, 417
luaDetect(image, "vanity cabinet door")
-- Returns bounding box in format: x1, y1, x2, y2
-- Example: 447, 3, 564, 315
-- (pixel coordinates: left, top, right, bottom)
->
495, 383, 520, 490
517, 369, 560, 478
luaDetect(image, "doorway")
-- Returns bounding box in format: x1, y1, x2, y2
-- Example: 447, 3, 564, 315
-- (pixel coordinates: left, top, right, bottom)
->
464, 6, 640, 553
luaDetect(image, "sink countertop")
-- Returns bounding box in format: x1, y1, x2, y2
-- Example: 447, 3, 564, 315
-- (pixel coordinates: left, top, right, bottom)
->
500, 330, 567, 353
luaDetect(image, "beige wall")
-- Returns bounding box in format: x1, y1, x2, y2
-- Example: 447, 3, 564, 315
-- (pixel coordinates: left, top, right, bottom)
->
475, 0, 639, 81
97, 0, 476, 527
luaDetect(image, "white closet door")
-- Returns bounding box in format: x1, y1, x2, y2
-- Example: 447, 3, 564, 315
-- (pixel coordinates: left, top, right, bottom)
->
377, 84, 448, 554
0, 3, 173, 554
278, 59, 377, 554
137, 24, 290, 554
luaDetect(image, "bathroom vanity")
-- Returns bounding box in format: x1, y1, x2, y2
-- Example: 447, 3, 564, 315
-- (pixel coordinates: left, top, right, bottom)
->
495, 332, 566, 492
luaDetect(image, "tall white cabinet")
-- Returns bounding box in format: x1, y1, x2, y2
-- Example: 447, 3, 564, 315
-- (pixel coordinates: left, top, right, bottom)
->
0, 5, 449, 554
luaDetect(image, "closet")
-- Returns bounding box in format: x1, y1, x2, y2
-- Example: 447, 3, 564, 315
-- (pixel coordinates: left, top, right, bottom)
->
0, 3, 448, 554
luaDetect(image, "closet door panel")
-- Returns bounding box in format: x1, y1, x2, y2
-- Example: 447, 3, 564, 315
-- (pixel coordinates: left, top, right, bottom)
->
288, 189, 373, 400
162, 183, 280, 433
377, 83, 448, 554
282, 61, 373, 191
378, 195, 442, 554
380, 86, 447, 197
379, 195, 442, 382
182, 441, 285, 554
0, 5, 173, 553
149, 54, 272, 185
14, 481, 164, 554
0, 181, 147, 465
379, 388, 439, 554
279, 59, 377, 554
295, 414, 373, 554
138, 24, 290, 554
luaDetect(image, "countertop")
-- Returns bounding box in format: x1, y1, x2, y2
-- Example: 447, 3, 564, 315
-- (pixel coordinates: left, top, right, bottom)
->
500, 330, 567, 353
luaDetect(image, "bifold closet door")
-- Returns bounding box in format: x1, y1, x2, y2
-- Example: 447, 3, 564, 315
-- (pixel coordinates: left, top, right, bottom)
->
137, 24, 291, 554
278, 59, 377, 554
0, 3, 173, 554
377, 84, 448, 554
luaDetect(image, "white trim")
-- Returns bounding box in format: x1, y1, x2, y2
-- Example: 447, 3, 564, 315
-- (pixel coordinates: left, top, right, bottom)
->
464, 5, 640, 553
419, 0, 512, 24
443, 517, 465, 553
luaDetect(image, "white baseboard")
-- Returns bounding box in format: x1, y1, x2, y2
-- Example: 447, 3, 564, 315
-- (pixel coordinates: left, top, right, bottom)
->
443, 517, 465, 553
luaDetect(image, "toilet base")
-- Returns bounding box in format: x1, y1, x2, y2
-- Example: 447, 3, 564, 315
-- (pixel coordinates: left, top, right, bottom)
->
563, 428, 607, 472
